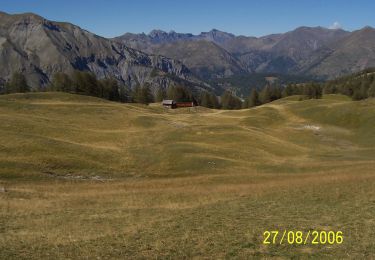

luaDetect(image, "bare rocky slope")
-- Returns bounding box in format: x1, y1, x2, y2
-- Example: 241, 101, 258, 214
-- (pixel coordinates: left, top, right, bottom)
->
301, 27, 375, 78
116, 26, 375, 79
117, 30, 246, 79
0, 12, 210, 92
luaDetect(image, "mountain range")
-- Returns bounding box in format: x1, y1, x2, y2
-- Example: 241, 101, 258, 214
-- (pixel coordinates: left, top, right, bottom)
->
116, 26, 375, 80
2, 11, 375, 94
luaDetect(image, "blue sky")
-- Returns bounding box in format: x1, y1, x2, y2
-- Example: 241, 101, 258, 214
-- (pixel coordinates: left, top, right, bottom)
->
1, 0, 375, 37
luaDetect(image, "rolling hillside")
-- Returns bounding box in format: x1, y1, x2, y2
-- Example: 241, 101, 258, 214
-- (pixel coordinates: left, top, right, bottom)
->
1, 92, 375, 258
1, 92, 374, 178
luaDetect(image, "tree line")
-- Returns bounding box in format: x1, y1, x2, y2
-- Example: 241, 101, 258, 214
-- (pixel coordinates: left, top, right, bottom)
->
1, 72, 31, 94
323, 70, 375, 100
2, 69, 374, 110
241, 82, 323, 108
0, 71, 208, 105
0, 71, 323, 109
282, 68, 375, 101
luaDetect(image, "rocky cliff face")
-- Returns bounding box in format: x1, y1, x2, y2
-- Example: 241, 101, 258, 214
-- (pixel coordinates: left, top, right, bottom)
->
0, 12, 208, 92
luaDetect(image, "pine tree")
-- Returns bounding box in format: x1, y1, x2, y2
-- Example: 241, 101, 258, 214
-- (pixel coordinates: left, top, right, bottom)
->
100, 78, 120, 101
175, 85, 191, 102
132, 83, 153, 104
131, 84, 141, 103
323, 82, 337, 94
342, 81, 355, 97
248, 89, 260, 107
141, 83, 154, 104
72, 70, 83, 93
359, 80, 369, 99
71, 70, 99, 96
368, 80, 375, 97
220, 91, 231, 109
242, 98, 249, 108
312, 83, 323, 99
283, 84, 295, 97
260, 85, 271, 104
200, 91, 211, 107
270, 85, 282, 101
302, 83, 322, 99
119, 84, 130, 103
352, 88, 363, 101
166, 85, 176, 100
221, 91, 242, 110
156, 88, 166, 102
109, 79, 120, 101
209, 92, 219, 108
85, 73, 100, 97
6, 72, 30, 93
303, 83, 314, 99
50, 72, 73, 92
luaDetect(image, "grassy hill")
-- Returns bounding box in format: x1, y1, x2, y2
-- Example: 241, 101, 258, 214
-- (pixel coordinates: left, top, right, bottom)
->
0, 92, 374, 258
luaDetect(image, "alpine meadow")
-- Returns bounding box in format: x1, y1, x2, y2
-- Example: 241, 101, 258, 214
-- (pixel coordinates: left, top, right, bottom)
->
1, 1, 375, 259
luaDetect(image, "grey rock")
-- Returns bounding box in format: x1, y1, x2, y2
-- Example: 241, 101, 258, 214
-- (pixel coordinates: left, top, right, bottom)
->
0, 12, 209, 92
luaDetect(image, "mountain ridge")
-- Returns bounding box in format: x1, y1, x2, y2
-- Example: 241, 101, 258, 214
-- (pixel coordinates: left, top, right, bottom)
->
0, 11, 210, 93
116, 26, 375, 80
2, 11, 375, 95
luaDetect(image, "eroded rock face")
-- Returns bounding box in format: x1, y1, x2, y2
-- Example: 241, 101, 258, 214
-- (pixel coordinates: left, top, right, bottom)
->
0, 12, 206, 91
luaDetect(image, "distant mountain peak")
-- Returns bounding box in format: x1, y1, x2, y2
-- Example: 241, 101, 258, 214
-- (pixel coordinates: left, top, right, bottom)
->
209, 28, 230, 33
348, 26, 375, 38
201, 29, 235, 37
149, 29, 167, 37
360, 25, 375, 31
198, 29, 235, 44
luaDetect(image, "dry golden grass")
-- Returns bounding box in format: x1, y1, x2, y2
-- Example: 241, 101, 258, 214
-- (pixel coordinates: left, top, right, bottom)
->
0, 92, 374, 258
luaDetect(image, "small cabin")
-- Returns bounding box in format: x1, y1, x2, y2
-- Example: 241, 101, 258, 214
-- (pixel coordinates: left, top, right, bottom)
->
162, 100, 177, 109
176, 101, 195, 108
162, 100, 195, 109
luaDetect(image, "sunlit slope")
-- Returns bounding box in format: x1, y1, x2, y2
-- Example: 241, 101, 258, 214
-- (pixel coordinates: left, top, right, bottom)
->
0, 92, 374, 179
1, 92, 375, 259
